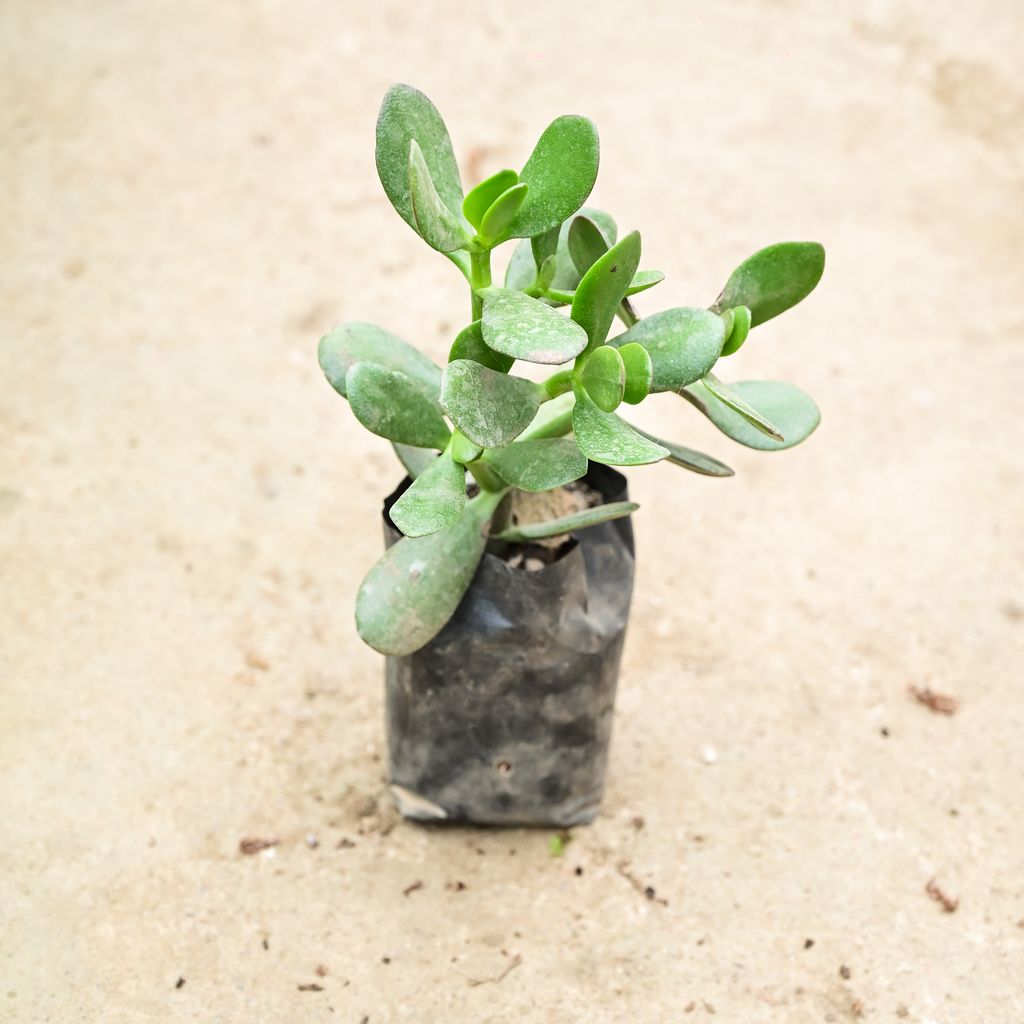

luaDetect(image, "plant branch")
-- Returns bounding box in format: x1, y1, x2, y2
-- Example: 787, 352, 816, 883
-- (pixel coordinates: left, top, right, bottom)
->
470, 248, 492, 320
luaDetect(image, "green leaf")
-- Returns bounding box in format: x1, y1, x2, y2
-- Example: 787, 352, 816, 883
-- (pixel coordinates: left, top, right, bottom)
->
571, 384, 668, 466
609, 308, 725, 393
531, 224, 561, 269
716, 241, 825, 327
536, 255, 557, 292
462, 168, 517, 229
506, 115, 600, 238
720, 305, 751, 356
618, 343, 653, 405
505, 208, 616, 294
480, 287, 588, 364
494, 500, 638, 542
700, 371, 783, 441
684, 379, 821, 451
389, 448, 467, 537
505, 239, 540, 293
356, 490, 502, 655
578, 346, 625, 413
448, 320, 514, 373
625, 270, 664, 296
571, 231, 643, 353
625, 424, 734, 477
441, 359, 542, 448
346, 362, 451, 449
375, 84, 467, 236
318, 322, 442, 400
484, 437, 587, 493
479, 183, 529, 244
548, 832, 572, 857
408, 140, 470, 253
392, 443, 436, 480
568, 214, 609, 276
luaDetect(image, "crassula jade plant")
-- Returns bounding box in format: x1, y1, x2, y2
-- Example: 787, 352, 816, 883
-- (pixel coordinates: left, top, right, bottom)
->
319, 85, 824, 657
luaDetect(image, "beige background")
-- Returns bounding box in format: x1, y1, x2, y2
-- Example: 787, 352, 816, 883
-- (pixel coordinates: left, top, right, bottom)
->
2, 1, 1023, 1021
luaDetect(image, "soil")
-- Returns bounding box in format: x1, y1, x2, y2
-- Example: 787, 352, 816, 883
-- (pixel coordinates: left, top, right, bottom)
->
3, 3, 1024, 1022
498, 479, 603, 567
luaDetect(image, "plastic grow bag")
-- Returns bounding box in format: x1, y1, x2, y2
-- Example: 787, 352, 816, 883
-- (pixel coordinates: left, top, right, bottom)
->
380, 463, 635, 826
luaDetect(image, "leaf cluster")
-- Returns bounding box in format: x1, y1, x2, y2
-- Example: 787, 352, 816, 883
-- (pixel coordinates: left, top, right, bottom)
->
319, 84, 826, 655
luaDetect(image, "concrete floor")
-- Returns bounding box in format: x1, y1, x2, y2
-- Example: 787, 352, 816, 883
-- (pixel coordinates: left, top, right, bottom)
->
2, 1, 1022, 1021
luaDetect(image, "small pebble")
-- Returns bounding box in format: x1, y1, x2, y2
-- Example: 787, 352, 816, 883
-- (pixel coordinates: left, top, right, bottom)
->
305, 833, 319, 849
701, 745, 718, 765
524, 557, 545, 572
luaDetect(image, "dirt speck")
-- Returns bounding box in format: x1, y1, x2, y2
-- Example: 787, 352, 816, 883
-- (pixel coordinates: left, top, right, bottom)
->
239, 837, 278, 855
925, 877, 959, 912
909, 685, 959, 715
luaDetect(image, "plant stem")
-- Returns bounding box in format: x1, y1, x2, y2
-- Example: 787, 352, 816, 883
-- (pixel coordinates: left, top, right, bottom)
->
617, 299, 638, 327
470, 248, 492, 320
541, 369, 575, 400
466, 458, 505, 492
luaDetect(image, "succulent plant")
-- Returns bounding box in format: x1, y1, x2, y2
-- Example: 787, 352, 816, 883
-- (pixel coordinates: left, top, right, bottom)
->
319, 84, 825, 657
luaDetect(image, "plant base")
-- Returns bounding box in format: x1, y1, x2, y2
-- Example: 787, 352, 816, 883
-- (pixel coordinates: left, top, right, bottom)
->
381, 464, 635, 826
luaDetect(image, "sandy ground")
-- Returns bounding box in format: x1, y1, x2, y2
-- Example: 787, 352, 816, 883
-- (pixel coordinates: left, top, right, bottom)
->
2, 1, 1023, 1021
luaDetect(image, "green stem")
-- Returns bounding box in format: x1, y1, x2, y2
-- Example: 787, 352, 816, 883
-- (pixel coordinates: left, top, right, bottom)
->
470, 248, 492, 320
466, 458, 505, 492
617, 298, 638, 327
541, 369, 575, 400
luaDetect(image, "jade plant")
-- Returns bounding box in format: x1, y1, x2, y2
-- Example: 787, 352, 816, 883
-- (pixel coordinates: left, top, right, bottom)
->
319, 84, 825, 657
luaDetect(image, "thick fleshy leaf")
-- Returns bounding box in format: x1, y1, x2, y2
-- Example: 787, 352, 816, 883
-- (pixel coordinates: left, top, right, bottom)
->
504, 238, 540, 292
572, 231, 643, 353
356, 490, 503, 655
530, 224, 560, 269
480, 287, 588, 364
536, 255, 557, 292
506, 115, 600, 238
408, 141, 470, 253
609, 308, 725, 393
479, 183, 528, 244
619, 343, 653, 405
578, 345, 625, 413
318, 322, 442, 400
494, 501, 638, 542
721, 305, 751, 356
626, 424, 734, 477
462, 168, 517, 229
625, 270, 664, 296
568, 214, 609, 276
392, 443, 436, 479
375, 84, 466, 235
716, 242, 825, 327
484, 437, 587, 492
441, 359, 542, 448
448, 320, 513, 373
571, 385, 668, 466
505, 208, 616, 294
700, 372, 783, 441
346, 363, 451, 449
389, 448, 467, 537
684, 379, 821, 451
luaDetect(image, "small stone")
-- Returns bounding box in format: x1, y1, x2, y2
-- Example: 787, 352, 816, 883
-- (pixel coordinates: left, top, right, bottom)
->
701, 745, 718, 765
524, 557, 545, 572
305, 833, 319, 849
